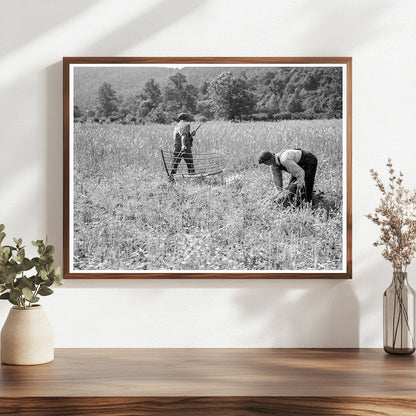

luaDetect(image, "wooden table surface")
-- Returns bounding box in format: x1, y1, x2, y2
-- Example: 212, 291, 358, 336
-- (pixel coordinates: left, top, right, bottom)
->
1, 348, 416, 415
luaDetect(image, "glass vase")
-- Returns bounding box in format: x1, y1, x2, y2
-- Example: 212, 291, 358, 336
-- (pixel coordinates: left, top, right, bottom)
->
383, 271, 415, 355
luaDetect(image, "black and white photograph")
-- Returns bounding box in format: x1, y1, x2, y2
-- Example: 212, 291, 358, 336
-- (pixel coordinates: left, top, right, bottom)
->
64, 58, 352, 278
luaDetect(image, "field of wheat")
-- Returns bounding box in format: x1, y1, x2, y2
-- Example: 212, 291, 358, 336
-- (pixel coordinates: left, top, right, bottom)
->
72, 120, 344, 271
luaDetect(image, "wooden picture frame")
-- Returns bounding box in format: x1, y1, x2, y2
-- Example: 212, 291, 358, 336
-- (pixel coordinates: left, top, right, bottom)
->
63, 57, 352, 279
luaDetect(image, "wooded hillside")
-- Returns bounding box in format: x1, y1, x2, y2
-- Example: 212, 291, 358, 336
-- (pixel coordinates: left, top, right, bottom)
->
73, 66, 343, 123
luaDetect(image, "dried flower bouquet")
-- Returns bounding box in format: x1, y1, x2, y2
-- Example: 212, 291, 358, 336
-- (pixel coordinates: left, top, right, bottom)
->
367, 159, 416, 353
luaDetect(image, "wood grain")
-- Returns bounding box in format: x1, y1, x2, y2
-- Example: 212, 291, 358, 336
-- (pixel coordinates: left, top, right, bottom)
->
63, 57, 352, 279
1, 397, 416, 416
1, 349, 415, 415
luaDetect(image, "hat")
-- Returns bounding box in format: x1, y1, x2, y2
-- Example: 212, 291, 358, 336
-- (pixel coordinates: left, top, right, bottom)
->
258, 151, 274, 164
177, 112, 190, 122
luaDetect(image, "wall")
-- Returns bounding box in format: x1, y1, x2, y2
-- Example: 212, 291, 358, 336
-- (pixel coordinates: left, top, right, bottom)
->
1, 0, 415, 347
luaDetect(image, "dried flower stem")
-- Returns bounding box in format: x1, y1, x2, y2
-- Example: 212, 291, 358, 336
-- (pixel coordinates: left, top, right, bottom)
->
366, 159, 416, 271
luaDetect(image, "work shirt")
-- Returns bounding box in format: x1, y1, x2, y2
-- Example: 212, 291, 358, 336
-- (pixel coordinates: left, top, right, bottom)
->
173, 120, 192, 150
271, 149, 305, 190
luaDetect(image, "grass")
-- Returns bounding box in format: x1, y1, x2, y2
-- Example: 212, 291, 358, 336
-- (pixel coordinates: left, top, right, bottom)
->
73, 120, 344, 271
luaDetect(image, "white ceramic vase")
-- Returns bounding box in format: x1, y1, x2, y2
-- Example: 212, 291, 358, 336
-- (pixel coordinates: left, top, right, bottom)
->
1, 305, 54, 365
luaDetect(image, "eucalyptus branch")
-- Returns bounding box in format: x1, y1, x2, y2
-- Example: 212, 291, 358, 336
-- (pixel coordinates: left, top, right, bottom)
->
0, 225, 62, 309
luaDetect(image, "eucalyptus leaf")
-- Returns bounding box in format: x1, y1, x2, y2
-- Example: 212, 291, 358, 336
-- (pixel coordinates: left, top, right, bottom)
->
9, 288, 21, 301
0, 246, 10, 255
0, 253, 7, 266
0, 224, 4, 232
34, 275, 43, 285
43, 276, 54, 287
17, 248, 25, 262
53, 267, 63, 285
0, 292, 9, 299
45, 245, 55, 256
0, 232, 5, 244
41, 256, 54, 266
22, 287, 34, 301
21, 258, 34, 271
17, 276, 35, 290
39, 269, 48, 281
3, 271, 17, 284
38, 287, 54, 296
8, 297, 18, 306
0, 285, 6, 293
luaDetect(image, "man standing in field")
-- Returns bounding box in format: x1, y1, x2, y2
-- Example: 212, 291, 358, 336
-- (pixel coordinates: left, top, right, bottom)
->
258, 149, 318, 203
170, 113, 196, 177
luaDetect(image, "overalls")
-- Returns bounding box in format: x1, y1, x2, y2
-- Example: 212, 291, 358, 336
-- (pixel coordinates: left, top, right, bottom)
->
170, 124, 195, 175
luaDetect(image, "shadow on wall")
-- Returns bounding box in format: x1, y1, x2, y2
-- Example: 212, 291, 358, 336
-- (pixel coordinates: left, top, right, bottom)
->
289, 0, 394, 52
81, 0, 205, 55
45, 0, 205, 264
0, 0, 101, 57
233, 279, 359, 347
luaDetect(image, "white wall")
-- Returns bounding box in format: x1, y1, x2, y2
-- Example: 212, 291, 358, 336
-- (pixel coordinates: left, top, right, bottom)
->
1, 0, 415, 347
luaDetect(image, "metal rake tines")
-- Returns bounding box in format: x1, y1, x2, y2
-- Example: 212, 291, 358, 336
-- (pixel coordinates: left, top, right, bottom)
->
160, 149, 224, 177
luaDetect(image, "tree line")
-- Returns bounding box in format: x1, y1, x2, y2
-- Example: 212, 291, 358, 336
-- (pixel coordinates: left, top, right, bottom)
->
74, 67, 343, 124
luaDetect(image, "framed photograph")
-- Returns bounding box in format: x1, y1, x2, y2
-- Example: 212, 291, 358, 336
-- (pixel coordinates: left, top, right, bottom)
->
63, 57, 352, 279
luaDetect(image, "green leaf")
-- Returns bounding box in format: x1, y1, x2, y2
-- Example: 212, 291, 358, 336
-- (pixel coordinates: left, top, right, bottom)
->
39, 269, 48, 281
22, 288, 39, 303
20, 258, 34, 271
50, 267, 63, 285
32, 240, 43, 247
42, 256, 54, 266
13, 237, 22, 248
2, 271, 17, 285
38, 287, 54, 296
0, 246, 10, 255
17, 276, 35, 291
0, 232, 6, 245
54, 267, 64, 286
8, 297, 18, 306
18, 248, 25, 262
0, 249, 9, 265
22, 287, 34, 301
45, 245, 55, 256
0, 292, 10, 299
34, 274, 43, 285
0, 224, 5, 232
9, 288, 21, 301
0, 285, 6, 294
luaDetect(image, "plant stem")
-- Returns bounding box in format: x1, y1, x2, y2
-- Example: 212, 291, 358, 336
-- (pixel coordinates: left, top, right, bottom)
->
392, 275, 415, 350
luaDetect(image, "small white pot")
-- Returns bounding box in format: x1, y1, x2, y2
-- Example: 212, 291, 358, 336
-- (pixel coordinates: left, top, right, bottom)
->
1, 305, 54, 365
